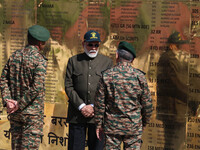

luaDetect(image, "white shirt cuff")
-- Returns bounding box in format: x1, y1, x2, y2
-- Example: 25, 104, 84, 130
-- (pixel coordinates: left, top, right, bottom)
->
78, 103, 86, 111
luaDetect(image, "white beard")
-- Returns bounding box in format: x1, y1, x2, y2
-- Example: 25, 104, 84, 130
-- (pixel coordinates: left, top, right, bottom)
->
84, 45, 99, 58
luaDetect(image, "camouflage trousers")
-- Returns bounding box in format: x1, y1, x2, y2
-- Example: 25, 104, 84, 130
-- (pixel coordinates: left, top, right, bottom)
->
104, 134, 142, 150
8, 113, 44, 150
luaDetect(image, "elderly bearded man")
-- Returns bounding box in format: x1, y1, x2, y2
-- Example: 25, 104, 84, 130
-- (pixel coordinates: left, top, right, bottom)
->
65, 30, 113, 150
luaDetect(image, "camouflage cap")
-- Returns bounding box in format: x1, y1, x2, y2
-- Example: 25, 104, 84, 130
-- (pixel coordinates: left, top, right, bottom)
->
118, 41, 136, 58
28, 25, 50, 42
84, 30, 101, 42
168, 31, 189, 44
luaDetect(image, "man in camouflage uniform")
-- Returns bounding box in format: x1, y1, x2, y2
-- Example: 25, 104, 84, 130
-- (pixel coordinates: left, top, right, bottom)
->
0, 25, 50, 150
65, 30, 113, 150
94, 41, 153, 150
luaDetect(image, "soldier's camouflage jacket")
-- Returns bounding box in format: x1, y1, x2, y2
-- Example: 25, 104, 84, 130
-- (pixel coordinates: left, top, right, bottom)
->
95, 61, 153, 135
0, 45, 47, 115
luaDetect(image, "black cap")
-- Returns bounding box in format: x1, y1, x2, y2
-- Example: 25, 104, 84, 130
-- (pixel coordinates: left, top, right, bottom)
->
168, 31, 189, 44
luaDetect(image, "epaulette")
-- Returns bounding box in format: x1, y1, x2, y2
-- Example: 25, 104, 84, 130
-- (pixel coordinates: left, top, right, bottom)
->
136, 68, 146, 75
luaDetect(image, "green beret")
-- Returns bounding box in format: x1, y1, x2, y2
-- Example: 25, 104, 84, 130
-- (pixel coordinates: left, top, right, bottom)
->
168, 31, 189, 44
118, 41, 136, 58
28, 25, 50, 41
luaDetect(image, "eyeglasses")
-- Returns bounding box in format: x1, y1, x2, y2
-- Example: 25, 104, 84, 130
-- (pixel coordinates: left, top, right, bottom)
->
87, 43, 99, 47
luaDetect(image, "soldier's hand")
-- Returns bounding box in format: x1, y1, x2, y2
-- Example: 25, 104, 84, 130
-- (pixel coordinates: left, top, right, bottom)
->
96, 127, 104, 140
142, 126, 146, 131
6, 99, 19, 114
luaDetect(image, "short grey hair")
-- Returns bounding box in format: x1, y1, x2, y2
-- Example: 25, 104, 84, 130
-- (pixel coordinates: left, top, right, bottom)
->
117, 49, 134, 62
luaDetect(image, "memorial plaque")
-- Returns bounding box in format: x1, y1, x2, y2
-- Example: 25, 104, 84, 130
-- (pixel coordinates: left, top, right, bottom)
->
188, 2, 200, 118
36, 0, 82, 103
0, 0, 35, 116
186, 117, 200, 150
142, 117, 186, 150
0, 0, 200, 149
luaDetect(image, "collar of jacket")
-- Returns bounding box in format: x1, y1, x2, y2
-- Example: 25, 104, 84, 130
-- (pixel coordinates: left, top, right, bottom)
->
83, 52, 99, 60
117, 61, 132, 67
26, 45, 48, 61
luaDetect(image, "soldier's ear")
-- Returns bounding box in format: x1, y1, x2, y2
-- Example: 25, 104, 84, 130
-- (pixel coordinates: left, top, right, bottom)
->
116, 52, 120, 63
169, 44, 178, 50
116, 51, 119, 59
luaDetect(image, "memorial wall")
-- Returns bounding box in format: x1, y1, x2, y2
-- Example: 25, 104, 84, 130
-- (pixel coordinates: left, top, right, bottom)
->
0, 0, 200, 149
